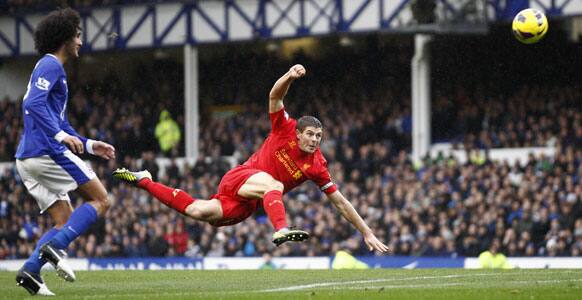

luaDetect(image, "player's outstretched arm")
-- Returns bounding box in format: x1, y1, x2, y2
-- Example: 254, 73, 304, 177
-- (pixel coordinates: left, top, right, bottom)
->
269, 64, 306, 113
327, 190, 390, 253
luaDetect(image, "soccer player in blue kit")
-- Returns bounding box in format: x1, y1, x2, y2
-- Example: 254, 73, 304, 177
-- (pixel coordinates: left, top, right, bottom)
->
14, 8, 116, 296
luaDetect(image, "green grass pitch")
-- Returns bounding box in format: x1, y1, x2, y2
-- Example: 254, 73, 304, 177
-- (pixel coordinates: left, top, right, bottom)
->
1, 269, 581, 299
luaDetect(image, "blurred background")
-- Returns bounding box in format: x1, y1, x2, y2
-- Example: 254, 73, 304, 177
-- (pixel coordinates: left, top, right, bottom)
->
0, 0, 580, 267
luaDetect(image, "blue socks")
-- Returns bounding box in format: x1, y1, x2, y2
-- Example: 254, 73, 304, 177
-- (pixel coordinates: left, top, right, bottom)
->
48, 203, 98, 249
23, 204, 98, 274
23, 228, 60, 274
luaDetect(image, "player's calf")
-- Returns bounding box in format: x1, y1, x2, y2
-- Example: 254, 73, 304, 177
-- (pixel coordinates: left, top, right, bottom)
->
113, 168, 195, 215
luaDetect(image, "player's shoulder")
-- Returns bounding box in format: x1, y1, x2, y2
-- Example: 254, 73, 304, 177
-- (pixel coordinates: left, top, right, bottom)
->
304, 150, 330, 180
312, 149, 329, 167
36, 55, 63, 73
271, 108, 292, 120
270, 109, 297, 135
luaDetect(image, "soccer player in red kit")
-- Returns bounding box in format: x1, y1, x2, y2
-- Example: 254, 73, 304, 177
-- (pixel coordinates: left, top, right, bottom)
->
113, 65, 389, 252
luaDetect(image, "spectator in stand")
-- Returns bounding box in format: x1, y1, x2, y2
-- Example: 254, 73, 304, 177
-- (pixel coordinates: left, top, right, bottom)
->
478, 239, 512, 269
155, 110, 181, 156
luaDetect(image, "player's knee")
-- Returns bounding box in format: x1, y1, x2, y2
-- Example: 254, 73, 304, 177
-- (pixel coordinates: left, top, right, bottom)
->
101, 196, 112, 211
53, 218, 69, 229
266, 179, 284, 193
188, 209, 202, 220
46, 201, 72, 228
92, 195, 112, 215
187, 206, 211, 221
53, 210, 71, 227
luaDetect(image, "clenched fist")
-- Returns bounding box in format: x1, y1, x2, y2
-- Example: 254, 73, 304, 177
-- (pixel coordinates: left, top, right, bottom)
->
288, 64, 306, 79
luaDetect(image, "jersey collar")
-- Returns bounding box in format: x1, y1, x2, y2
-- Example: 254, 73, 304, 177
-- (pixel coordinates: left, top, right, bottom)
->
45, 54, 63, 65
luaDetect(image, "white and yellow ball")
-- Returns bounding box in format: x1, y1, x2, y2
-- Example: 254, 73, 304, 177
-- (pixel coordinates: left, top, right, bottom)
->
512, 8, 548, 44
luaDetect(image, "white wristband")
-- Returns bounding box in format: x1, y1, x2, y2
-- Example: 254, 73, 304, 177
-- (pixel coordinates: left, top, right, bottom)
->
54, 131, 71, 143
86, 139, 97, 155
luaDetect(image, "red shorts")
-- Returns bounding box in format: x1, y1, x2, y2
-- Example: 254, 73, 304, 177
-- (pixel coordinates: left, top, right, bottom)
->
210, 165, 262, 227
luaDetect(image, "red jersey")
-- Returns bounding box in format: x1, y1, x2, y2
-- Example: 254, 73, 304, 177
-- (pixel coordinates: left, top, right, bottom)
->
243, 108, 337, 195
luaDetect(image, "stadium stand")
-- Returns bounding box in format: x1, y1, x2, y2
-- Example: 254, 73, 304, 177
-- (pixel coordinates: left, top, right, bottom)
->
0, 39, 580, 259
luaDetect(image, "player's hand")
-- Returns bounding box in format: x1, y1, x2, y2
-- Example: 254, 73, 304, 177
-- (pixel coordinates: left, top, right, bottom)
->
92, 141, 116, 160
363, 232, 390, 254
63, 136, 84, 154
288, 64, 306, 79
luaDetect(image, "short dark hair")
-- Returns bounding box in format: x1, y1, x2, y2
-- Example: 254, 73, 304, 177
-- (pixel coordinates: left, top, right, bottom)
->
34, 8, 81, 55
296, 116, 323, 132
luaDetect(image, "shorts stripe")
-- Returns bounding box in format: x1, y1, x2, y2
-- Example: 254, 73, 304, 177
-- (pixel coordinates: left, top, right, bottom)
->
50, 151, 95, 185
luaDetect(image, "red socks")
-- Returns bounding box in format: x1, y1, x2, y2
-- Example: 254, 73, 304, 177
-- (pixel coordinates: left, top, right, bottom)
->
137, 179, 195, 214
263, 190, 288, 231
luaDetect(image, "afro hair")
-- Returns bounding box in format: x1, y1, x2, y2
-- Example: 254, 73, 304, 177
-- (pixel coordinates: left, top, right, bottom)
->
34, 8, 81, 55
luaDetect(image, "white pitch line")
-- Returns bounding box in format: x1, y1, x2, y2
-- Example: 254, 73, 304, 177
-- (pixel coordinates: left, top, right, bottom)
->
259, 273, 496, 292
345, 282, 465, 290
333, 278, 582, 291
510, 278, 582, 285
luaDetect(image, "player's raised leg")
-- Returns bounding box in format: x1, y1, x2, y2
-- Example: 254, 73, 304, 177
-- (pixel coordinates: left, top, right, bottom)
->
41, 177, 110, 282
112, 168, 223, 222
238, 172, 309, 246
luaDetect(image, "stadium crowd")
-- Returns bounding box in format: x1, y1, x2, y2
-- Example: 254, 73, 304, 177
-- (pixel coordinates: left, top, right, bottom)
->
0, 39, 580, 259
1, 139, 581, 259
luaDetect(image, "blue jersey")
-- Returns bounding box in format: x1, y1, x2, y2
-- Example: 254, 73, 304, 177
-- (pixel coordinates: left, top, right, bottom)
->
15, 54, 87, 159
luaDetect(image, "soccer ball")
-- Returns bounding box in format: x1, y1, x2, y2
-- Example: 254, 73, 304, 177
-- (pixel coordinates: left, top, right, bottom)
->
512, 8, 548, 44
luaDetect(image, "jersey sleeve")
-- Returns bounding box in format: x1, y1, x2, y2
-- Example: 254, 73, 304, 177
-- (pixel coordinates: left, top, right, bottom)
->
22, 61, 65, 141
312, 155, 338, 195
62, 116, 86, 143
269, 107, 296, 135
62, 115, 94, 152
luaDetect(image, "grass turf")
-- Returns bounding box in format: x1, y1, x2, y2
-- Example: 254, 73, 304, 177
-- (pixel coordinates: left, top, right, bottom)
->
1, 269, 581, 299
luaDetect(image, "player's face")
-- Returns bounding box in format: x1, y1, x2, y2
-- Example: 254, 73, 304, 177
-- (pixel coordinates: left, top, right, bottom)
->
296, 126, 323, 153
66, 29, 83, 58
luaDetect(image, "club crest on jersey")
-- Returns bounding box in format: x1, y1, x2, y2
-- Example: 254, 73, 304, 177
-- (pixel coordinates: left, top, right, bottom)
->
292, 170, 302, 180
288, 141, 296, 149
35, 77, 50, 90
